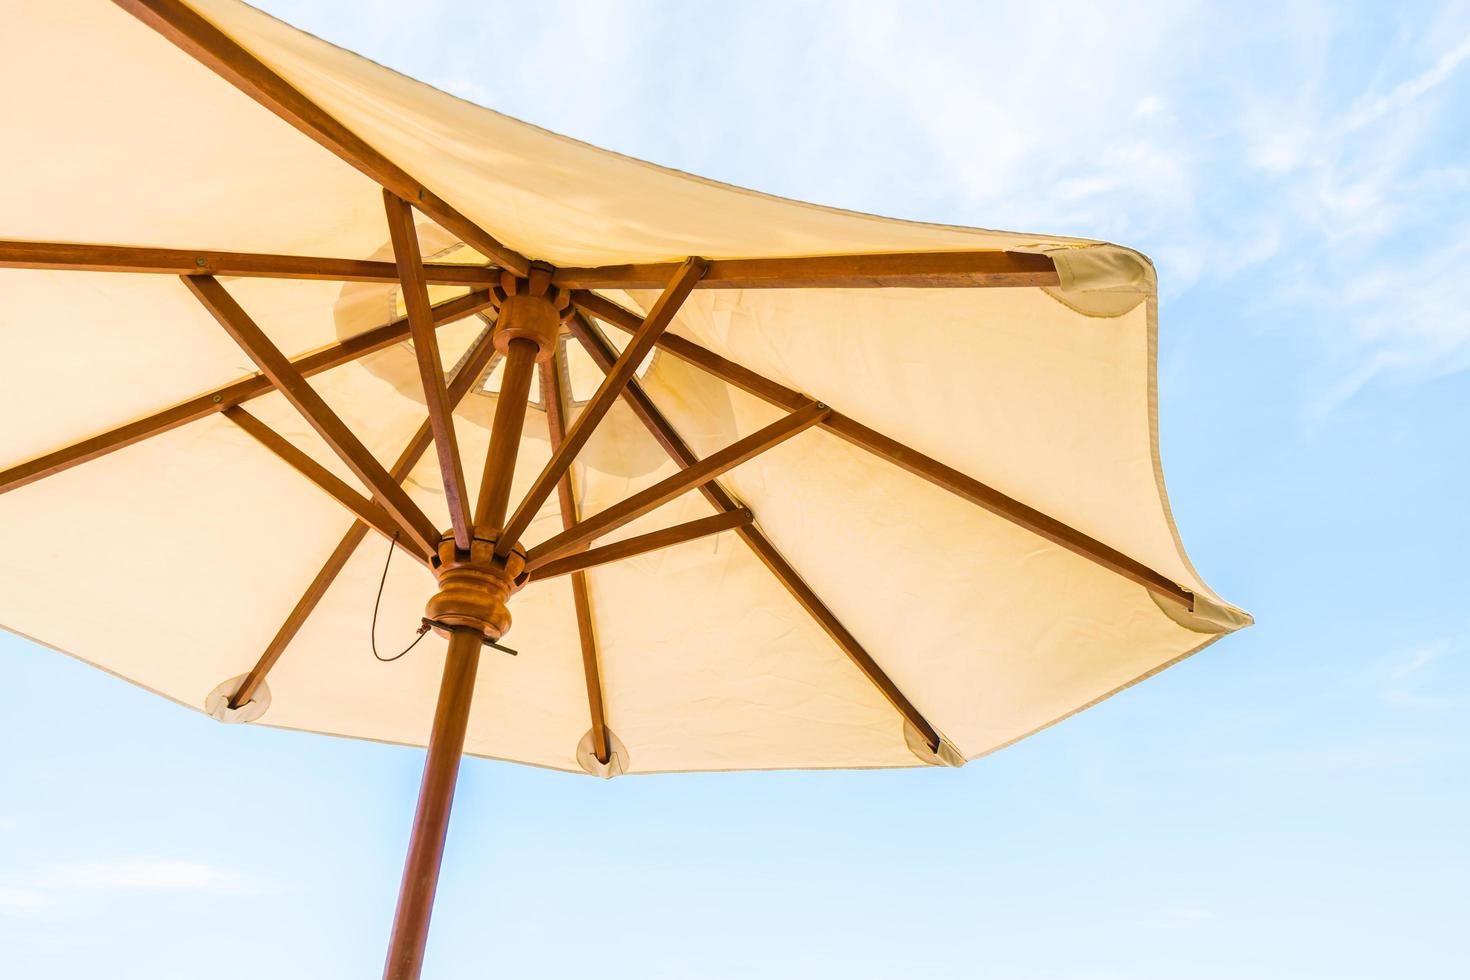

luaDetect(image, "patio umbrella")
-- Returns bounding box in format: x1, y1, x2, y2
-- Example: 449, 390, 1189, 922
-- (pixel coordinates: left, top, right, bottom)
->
0, 1, 1251, 976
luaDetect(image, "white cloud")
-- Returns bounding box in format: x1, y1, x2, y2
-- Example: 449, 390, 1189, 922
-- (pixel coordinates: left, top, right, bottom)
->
1344, 32, 1470, 132
1390, 639, 1452, 679
255, 0, 1470, 412
44, 859, 261, 895
826, 5, 1470, 407
0, 857, 270, 919
0, 885, 48, 914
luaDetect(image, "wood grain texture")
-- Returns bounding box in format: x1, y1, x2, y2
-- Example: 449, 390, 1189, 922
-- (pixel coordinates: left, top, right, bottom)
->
473, 339, 538, 530
227, 323, 498, 709
574, 292, 1194, 609
0, 289, 493, 497
382, 627, 481, 980
554, 250, 1059, 290
526, 508, 752, 581
185, 275, 441, 556
497, 257, 707, 556
113, 0, 530, 277
0, 238, 496, 285
526, 401, 828, 567
384, 191, 472, 549
567, 315, 943, 751
223, 405, 427, 562
542, 349, 610, 764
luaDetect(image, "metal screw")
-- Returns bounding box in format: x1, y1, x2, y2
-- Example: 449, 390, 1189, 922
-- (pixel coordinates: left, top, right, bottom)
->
815, 401, 828, 410
212, 394, 223, 404
195, 257, 207, 268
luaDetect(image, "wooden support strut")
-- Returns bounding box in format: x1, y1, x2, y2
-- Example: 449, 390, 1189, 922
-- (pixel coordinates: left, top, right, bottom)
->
525, 401, 829, 568
496, 257, 707, 558
184, 275, 442, 556
0, 288, 495, 497
525, 508, 753, 581
222, 405, 431, 565
541, 345, 611, 765
573, 291, 1195, 610
227, 323, 499, 710
565, 313, 945, 752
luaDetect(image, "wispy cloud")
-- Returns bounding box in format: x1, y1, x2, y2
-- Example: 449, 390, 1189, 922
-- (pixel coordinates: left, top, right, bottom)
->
258, 0, 1470, 414
0, 885, 48, 915
1344, 33, 1470, 132
0, 857, 270, 919
43, 859, 261, 894
826, 7, 1470, 412
1382, 633, 1467, 710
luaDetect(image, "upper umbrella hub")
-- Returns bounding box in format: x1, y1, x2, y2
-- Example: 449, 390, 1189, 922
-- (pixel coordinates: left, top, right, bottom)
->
491, 262, 572, 362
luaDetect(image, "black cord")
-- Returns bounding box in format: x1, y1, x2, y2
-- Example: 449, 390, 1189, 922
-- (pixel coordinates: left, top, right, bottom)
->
371, 531, 431, 663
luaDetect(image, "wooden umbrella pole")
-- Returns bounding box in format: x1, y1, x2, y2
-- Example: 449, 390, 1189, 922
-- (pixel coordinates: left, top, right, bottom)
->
383, 533, 527, 977
475, 268, 568, 533
382, 626, 483, 980
474, 337, 538, 529
384, 274, 564, 978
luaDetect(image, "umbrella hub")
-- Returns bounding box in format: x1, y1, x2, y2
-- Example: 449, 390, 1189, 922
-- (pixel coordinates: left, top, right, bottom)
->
424, 529, 526, 641
490, 263, 571, 362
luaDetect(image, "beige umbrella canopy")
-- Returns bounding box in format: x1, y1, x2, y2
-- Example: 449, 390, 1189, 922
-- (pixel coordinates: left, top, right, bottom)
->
1, 0, 1250, 975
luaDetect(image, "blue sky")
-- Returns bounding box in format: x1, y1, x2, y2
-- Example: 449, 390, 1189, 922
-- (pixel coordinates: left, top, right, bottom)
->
3, 1, 1468, 977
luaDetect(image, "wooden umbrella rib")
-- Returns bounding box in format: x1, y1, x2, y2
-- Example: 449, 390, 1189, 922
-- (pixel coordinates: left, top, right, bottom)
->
0, 288, 493, 497
553, 249, 1060, 290
222, 405, 429, 563
542, 350, 610, 765
822, 415, 1195, 606
228, 323, 499, 709
526, 509, 753, 581
526, 401, 829, 568
574, 291, 1195, 609
113, 0, 531, 277
496, 257, 708, 557
184, 275, 441, 556
565, 314, 943, 751
384, 191, 472, 550
0, 238, 497, 285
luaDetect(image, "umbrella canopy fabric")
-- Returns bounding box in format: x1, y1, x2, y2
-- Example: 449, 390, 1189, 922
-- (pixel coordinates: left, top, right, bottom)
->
0, 0, 1249, 779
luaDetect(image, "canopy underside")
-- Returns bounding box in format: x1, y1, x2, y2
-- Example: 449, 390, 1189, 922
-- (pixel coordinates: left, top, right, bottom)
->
0, 0, 1249, 775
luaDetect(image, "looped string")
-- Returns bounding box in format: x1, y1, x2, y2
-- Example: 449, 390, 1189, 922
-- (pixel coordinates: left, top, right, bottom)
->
371, 531, 431, 663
